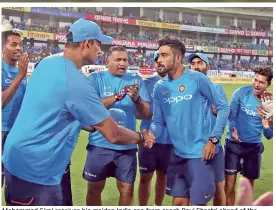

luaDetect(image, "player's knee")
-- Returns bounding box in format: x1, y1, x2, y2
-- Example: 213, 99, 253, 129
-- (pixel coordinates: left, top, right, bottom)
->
117, 182, 134, 196
140, 173, 153, 184
224, 180, 235, 194
87, 181, 105, 195
156, 170, 166, 181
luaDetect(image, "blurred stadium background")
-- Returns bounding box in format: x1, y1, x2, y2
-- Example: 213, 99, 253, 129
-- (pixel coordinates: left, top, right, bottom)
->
1, 7, 273, 206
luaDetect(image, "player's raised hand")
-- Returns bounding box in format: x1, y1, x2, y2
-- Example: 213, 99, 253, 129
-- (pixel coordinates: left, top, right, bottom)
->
235, 177, 273, 206
201, 141, 216, 161
140, 129, 155, 148
262, 91, 273, 102
126, 80, 140, 103
114, 86, 128, 101
260, 92, 273, 120
18, 53, 29, 77
232, 127, 241, 143
256, 105, 271, 128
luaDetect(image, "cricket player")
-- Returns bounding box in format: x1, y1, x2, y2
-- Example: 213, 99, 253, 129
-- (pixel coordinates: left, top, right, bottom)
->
2, 27, 28, 187
188, 52, 227, 206
138, 51, 173, 206
224, 66, 273, 206
2, 18, 154, 206
149, 35, 230, 206
83, 45, 151, 206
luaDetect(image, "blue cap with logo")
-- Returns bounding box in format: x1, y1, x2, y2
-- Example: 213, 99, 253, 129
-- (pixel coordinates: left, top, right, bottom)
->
109, 108, 127, 127
69, 18, 113, 43
188, 53, 209, 65
153, 51, 159, 62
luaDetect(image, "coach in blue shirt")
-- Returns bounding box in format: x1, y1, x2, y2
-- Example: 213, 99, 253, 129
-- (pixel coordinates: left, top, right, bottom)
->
2, 18, 154, 206
84, 45, 151, 206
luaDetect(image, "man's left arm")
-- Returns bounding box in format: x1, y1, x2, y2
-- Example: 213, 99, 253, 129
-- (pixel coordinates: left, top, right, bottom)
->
198, 75, 230, 139
263, 126, 273, 140
134, 99, 151, 119
211, 85, 228, 116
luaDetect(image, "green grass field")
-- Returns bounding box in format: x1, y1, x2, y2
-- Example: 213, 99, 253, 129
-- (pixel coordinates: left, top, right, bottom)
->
1, 83, 273, 206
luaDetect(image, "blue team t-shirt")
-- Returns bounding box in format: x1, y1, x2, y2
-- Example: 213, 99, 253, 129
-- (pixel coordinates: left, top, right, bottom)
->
87, 71, 150, 150
227, 86, 268, 143
140, 75, 172, 144
2, 54, 110, 185
2, 60, 27, 131
150, 69, 229, 159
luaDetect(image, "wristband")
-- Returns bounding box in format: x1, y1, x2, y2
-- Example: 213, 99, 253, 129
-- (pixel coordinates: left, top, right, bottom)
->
114, 93, 125, 101
137, 132, 145, 145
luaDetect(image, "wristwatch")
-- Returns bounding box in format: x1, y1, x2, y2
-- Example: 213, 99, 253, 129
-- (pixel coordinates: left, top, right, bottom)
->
209, 136, 219, 145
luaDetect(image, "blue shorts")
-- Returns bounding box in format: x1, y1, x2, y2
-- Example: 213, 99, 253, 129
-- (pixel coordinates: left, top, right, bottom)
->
166, 153, 216, 205
60, 164, 73, 206
209, 145, 224, 183
83, 145, 137, 184
4, 168, 63, 206
138, 143, 173, 174
224, 140, 264, 179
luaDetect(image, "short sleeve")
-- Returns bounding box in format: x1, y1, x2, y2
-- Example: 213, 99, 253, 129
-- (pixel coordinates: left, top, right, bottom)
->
66, 72, 110, 127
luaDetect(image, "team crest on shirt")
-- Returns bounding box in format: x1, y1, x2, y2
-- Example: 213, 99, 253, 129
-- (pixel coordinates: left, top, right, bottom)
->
8, 73, 12, 78
179, 84, 186, 92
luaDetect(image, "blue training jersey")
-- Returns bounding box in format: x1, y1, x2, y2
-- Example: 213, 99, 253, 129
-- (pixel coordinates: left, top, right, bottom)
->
203, 83, 228, 147
2, 60, 27, 131
227, 85, 272, 143
88, 71, 150, 150
140, 75, 172, 144
2, 54, 110, 185
150, 69, 229, 159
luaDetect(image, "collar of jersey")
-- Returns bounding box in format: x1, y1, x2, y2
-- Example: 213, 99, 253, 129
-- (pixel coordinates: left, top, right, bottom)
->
2, 60, 18, 74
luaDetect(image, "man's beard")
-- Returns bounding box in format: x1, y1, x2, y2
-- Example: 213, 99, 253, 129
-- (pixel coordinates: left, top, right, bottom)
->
157, 61, 175, 75
194, 68, 207, 75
